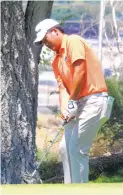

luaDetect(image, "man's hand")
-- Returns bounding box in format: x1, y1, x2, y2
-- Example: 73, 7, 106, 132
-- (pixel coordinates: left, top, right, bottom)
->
63, 100, 78, 122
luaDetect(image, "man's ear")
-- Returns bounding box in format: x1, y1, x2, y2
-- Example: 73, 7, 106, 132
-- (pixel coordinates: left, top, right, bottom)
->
51, 31, 56, 35
51, 28, 58, 35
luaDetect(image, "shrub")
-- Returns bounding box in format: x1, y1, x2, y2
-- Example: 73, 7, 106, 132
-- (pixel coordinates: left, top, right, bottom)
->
37, 150, 63, 183
106, 77, 123, 116
96, 77, 123, 154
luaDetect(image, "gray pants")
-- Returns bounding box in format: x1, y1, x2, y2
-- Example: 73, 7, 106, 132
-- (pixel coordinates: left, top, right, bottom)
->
59, 93, 108, 183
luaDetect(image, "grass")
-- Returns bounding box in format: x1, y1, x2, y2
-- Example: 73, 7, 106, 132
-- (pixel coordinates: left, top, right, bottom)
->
36, 149, 59, 162
36, 113, 63, 154
36, 149, 62, 183
36, 149, 123, 183
36, 114, 123, 183
90, 168, 123, 183
90, 175, 123, 183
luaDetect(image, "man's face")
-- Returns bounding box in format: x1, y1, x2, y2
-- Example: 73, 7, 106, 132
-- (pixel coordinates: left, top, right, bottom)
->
42, 28, 61, 52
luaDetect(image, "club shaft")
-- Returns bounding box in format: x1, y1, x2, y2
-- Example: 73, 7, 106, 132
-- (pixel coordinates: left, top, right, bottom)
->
32, 119, 67, 176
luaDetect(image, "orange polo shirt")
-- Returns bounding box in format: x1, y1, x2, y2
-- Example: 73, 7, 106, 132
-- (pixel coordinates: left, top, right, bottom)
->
52, 34, 107, 101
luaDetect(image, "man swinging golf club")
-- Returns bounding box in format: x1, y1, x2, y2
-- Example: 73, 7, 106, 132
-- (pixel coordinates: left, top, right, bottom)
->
34, 19, 109, 183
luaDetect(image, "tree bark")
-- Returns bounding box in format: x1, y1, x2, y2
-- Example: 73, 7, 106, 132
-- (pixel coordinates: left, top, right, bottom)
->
25, 1, 53, 64
1, 1, 53, 184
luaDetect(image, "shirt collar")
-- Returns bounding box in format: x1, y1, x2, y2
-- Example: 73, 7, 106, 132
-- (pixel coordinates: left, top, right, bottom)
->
52, 35, 67, 65
58, 34, 68, 55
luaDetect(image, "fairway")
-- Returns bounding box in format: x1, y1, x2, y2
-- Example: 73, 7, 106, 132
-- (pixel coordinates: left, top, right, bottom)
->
1, 184, 123, 195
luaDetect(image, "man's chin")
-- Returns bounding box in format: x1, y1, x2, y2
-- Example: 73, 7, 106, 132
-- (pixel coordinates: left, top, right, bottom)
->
52, 47, 56, 51
51, 47, 58, 53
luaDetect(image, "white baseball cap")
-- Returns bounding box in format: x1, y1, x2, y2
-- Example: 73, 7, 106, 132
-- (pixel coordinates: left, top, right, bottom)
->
33, 19, 59, 46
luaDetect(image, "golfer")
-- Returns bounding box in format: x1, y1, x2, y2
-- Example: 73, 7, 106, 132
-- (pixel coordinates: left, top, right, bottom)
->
34, 19, 108, 183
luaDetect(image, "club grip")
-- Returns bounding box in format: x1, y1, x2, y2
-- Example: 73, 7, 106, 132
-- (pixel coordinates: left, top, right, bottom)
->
62, 119, 67, 126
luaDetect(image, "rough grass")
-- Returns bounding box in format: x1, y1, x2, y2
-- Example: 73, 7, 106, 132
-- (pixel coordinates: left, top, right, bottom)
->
36, 113, 122, 157
91, 175, 123, 183
36, 149, 123, 183
36, 114, 123, 183
36, 113, 63, 154
90, 168, 123, 183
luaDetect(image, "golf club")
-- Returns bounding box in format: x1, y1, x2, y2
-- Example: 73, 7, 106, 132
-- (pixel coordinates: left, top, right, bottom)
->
22, 119, 67, 184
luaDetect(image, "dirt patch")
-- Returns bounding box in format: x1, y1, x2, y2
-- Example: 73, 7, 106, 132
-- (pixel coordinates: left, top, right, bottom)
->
36, 114, 63, 154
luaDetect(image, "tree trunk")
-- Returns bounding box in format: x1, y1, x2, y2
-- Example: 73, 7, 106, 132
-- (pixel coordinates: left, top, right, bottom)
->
1, 1, 53, 184
98, 0, 105, 61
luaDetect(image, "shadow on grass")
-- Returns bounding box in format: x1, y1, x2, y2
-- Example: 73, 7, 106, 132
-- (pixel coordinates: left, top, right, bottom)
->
90, 166, 123, 183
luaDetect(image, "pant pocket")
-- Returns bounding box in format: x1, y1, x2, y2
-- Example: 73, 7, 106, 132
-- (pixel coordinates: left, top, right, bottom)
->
100, 96, 114, 125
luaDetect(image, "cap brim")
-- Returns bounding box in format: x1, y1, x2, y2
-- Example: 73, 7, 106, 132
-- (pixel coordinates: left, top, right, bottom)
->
33, 40, 42, 47
33, 29, 47, 47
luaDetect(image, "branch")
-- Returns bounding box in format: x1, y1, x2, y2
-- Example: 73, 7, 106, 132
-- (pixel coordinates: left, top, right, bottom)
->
44, 175, 64, 183
89, 152, 123, 170
110, 0, 122, 53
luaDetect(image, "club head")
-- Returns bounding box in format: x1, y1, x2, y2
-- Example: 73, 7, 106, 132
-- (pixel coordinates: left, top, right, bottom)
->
22, 172, 43, 184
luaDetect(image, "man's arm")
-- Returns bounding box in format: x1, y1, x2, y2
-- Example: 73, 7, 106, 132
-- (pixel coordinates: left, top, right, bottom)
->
69, 59, 86, 100
59, 83, 69, 118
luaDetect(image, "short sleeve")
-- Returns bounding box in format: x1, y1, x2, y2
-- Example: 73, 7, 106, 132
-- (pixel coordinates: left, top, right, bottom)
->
67, 35, 85, 64
52, 58, 63, 88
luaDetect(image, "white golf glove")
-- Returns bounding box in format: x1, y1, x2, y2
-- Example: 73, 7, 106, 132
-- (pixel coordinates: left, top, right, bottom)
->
64, 100, 78, 119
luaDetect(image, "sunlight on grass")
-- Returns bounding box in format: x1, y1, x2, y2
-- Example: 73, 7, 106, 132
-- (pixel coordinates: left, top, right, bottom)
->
36, 149, 59, 162
90, 168, 123, 183
90, 175, 123, 183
